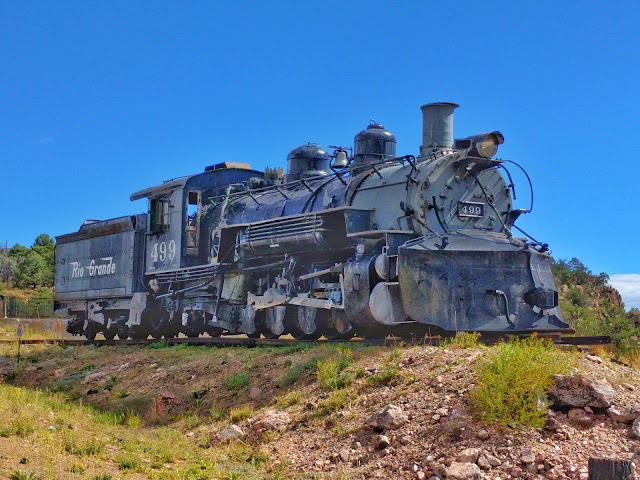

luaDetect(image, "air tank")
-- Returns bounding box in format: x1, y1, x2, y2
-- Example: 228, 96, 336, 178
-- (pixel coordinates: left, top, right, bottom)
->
353, 122, 396, 168
284, 144, 330, 183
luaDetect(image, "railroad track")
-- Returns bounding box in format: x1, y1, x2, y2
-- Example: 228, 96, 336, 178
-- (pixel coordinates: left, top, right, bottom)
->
0, 334, 612, 348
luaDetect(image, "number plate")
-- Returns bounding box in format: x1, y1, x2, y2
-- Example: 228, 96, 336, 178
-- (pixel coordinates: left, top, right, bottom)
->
458, 201, 485, 219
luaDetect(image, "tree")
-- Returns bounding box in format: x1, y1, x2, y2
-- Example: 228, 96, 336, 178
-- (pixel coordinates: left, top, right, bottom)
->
13, 250, 48, 289
0, 251, 17, 284
31, 233, 54, 287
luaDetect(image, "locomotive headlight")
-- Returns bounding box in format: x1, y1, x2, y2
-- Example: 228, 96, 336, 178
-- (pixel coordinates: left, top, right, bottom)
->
455, 131, 505, 158
475, 132, 504, 158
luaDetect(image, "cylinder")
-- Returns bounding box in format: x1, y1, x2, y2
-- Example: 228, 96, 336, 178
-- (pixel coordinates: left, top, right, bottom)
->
420, 102, 459, 154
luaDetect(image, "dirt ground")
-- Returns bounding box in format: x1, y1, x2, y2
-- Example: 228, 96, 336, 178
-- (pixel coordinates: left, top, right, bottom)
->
0, 337, 639, 479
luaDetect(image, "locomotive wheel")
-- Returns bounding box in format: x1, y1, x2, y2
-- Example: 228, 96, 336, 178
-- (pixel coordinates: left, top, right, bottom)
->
85, 331, 97, 341
247, 331, 260, 339
261, 332, 280, 339
129, 327, 149, 340
207, 328, 223, 338
290, 330, 321, 341
103, 331, 116, 341
323, 330, 354, 340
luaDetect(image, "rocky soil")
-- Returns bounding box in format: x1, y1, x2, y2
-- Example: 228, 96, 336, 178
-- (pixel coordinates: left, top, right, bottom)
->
1, 341, 639, 479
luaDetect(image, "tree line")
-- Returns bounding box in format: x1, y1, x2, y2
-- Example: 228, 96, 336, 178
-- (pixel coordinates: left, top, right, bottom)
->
0, 234, 55, 289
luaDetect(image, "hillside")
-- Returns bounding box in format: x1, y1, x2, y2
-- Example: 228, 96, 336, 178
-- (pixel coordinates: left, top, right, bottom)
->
1, 335, 639, 480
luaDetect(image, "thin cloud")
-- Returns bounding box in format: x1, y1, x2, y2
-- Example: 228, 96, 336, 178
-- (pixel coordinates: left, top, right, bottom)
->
609, 274, 640, 310
39, 137, 55, 144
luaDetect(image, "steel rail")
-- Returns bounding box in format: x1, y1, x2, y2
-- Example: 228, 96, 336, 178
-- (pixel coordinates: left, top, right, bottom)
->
0, 334, 612, 347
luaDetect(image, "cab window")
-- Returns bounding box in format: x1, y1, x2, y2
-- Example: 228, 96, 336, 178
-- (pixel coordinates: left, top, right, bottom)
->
186, 191, 200, 253
150, 197, 170, 233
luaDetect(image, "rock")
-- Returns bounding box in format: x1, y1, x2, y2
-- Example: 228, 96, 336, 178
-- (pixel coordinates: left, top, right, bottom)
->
485, 453, 501, 467
496, 446, 509, 455
548, 374, 615, 408
632, 417, 640, 439
476, 429, 489, 440
155, 392, 176, 415
115, 363, 129, 373
54, 368, 65, 378
373, 434, 390, 450
521, 453, 536, 464
339, 448, 349, 462
399, 435, 412, 445
250, 410, 292, 432
365, 404, 408, 430
477, 455, 491, 470
608, 406, 640, 424
545, 416, 561, 432
456, 448, 480, 464
249, 387, 261, 399
417, 472, 426, 480
82, 371, 106, 383
445, 462, 482, 480
621, 383, 635, 391
510, 466, 523, 477
586, 354, 602, 363
567, 408, 594, 427
436, 407, 449, 417
217, 424, 246, 442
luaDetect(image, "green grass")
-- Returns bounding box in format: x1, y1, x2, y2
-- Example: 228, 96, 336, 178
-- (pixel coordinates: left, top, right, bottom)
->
224, 372, 251, 391
316, 347, 353, 390
469, 335, 575, 427
276, 357, 318, 388
443, 331, 482, 349
366, 347, 402, 387
228, 405, 254, 422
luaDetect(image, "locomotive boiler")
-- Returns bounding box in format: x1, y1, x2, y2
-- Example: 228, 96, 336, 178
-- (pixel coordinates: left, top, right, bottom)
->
54, 102, 570, 340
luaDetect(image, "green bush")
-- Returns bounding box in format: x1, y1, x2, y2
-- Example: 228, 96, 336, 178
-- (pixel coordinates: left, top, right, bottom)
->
469, 336, 574, 428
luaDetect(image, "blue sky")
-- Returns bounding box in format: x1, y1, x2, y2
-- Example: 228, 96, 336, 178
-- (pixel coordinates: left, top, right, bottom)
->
1, 1, 639, 307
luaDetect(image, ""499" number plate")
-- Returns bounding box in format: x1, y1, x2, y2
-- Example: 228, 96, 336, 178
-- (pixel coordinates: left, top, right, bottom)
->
458, 201, 485, 219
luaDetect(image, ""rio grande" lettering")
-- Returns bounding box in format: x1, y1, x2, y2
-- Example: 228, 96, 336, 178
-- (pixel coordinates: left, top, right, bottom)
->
70, 257, 117, 278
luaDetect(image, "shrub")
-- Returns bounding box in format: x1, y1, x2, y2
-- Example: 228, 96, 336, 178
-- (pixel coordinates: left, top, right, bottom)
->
444, 331, 481, 349
224, 372, 251, 391
9, 471, 40, 480
469, 335, 574, 428
316, 347, 353, 390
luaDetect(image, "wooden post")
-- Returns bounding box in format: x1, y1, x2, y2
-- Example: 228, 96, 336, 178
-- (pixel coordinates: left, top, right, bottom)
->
16, 320, 24, 371
588, 458, 635, 480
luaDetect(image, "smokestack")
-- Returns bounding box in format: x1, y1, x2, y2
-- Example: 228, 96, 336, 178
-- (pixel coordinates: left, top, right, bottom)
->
420, 102, 459, 155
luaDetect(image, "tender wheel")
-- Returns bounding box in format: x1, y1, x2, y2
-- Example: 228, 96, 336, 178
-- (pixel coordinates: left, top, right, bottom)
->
247, 331, 260, 339
103, 331, 116, 341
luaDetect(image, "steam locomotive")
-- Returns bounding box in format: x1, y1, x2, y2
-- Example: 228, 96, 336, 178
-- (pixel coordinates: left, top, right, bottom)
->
54, 102, 570, 340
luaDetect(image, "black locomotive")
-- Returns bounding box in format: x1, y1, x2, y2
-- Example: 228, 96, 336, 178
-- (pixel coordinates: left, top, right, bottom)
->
54, 102, 569, 340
